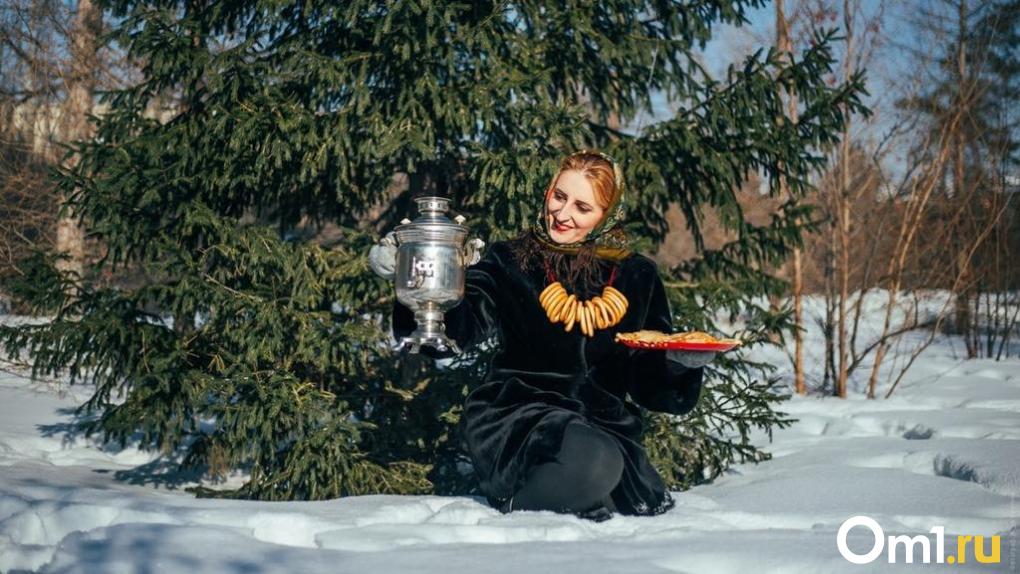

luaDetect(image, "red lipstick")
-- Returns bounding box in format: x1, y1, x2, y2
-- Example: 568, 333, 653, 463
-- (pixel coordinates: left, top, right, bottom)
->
551, 218, 570, 232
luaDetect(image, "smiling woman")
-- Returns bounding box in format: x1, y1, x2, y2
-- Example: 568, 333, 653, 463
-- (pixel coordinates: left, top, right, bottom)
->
546, 169, 607, 243
543, 153, 620, 244
379, 149, 714, 521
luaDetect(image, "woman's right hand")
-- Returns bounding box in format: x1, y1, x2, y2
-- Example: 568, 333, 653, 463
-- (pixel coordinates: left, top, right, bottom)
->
666, 349, 717, 369
368, 230, 398, 279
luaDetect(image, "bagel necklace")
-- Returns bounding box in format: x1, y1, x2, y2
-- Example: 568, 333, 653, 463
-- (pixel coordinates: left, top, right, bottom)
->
538, 257, 629, 338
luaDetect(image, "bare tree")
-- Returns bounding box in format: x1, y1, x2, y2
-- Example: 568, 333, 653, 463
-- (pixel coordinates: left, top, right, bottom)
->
0, 1, 131, 287
0, 0, 68, 278
54, 0, 100, 278
779, 0, 886, 395
775, 0, 806, 395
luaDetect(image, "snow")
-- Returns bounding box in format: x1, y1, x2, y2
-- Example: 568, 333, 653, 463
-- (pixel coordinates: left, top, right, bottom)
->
1, 296, 1018, 573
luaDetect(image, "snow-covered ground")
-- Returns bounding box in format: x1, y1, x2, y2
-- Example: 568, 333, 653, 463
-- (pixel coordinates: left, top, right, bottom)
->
1, 294, 1018, 573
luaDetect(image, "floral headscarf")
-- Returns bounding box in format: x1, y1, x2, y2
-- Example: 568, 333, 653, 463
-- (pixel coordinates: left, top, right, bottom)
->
529, 149, 632, 262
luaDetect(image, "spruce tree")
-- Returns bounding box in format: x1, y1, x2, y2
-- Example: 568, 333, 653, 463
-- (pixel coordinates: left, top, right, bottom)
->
1, 1, 866, 500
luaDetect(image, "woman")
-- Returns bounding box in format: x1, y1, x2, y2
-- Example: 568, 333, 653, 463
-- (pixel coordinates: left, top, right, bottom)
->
369, 150, 715, 522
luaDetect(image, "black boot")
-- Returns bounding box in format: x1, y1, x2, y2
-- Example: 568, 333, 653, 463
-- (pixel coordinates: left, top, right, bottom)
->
497, 495, 514, 514
573, 503, 614, 523
602, 492, 619, 514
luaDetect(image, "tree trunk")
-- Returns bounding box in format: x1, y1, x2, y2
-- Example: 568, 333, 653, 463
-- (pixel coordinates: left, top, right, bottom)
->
836, 0, 854, 399
56, 0, 101, 280
952, 0, 978, 358
824, 243, 836, 392
775, 0, 805, 394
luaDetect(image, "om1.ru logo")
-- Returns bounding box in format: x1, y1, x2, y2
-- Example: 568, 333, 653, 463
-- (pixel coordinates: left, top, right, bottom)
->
837, 516, 1001, 565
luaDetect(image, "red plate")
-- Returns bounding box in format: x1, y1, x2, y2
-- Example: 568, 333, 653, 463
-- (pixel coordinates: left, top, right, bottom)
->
615, 332, 742, 352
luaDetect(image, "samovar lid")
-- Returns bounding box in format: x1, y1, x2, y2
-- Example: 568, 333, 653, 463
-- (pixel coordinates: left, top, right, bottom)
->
393, 196, 468, 241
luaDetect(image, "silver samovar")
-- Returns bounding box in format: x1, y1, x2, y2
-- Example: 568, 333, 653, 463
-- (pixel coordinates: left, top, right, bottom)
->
392, 196, 478, 354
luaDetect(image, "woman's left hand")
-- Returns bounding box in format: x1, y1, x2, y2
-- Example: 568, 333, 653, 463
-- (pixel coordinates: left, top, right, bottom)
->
465, 238, 485, 266
666, 349, 717, 369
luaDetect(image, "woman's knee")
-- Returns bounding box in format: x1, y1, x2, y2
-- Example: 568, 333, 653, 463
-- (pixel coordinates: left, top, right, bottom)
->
511, 422, 624, 512
556, 421, 625, 491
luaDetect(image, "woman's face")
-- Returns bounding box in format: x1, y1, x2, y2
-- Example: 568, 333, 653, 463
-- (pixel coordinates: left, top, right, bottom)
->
546, 169, 606, 244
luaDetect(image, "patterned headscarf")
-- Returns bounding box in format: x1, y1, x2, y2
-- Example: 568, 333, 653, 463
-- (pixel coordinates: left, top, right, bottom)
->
529, 149, 632, 262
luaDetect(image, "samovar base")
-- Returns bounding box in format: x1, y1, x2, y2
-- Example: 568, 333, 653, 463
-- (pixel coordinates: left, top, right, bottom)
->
397, 304, 462, 355
398, 333, 462, 355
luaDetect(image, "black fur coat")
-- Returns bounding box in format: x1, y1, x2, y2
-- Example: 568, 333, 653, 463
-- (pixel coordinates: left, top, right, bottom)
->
392, 236, 704, 516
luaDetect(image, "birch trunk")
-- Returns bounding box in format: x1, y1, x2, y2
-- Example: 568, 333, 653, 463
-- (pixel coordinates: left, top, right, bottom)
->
775, 0, 805, 394
56, 0, 100, 279
836, 0, 855, 398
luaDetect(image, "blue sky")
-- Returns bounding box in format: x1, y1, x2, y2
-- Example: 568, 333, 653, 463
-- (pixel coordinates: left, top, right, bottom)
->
629, 1, 917, 127
622, 1, 931, 186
